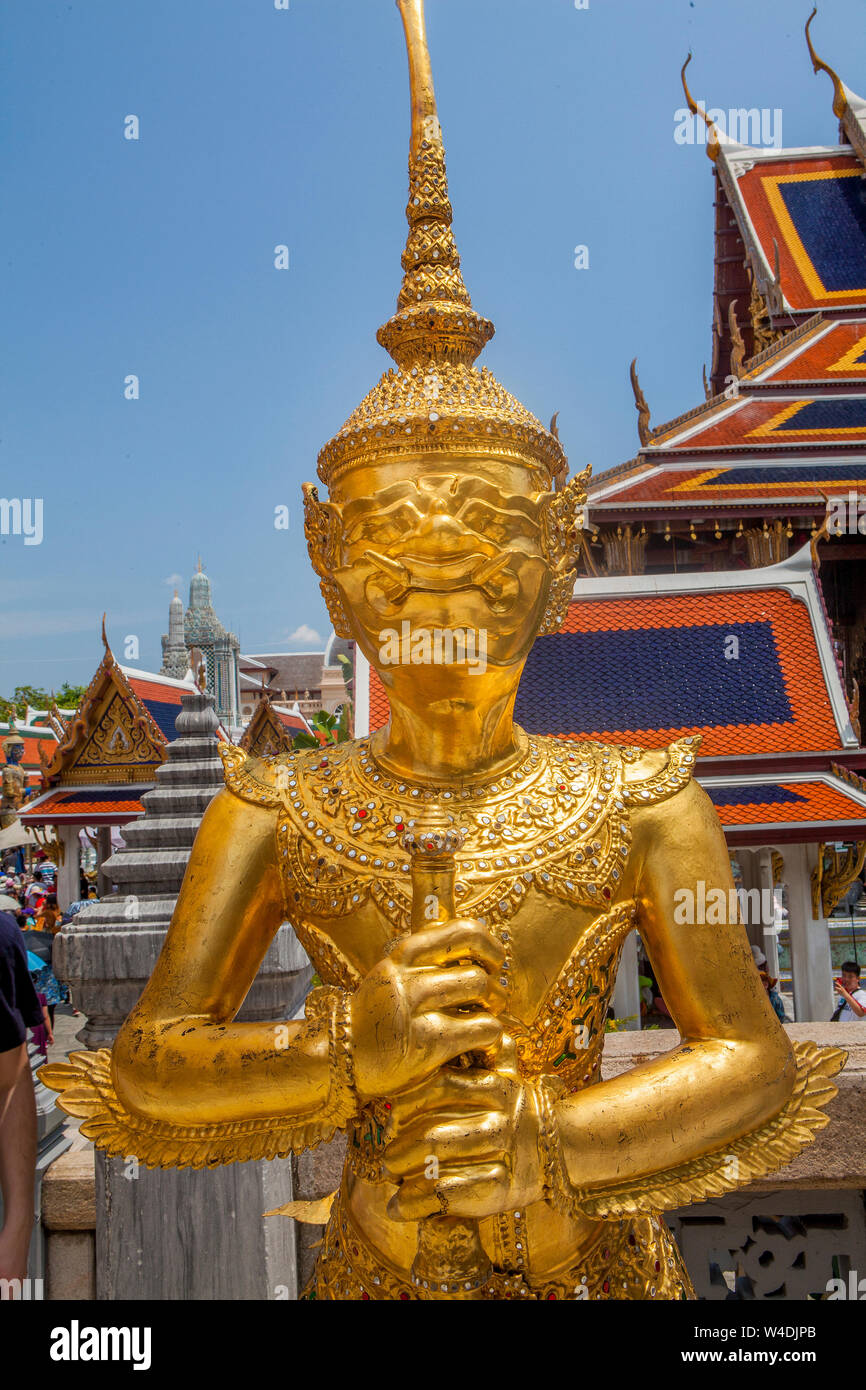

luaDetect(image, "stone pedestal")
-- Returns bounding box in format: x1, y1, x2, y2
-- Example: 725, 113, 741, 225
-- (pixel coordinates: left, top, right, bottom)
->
96, 1154, 298, 1301
55, 688, 312, 1047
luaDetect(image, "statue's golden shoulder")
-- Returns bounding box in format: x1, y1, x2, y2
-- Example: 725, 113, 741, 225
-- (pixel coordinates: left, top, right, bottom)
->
218, 739, 363, 808
618, 735, 702, 806
581, 733, 702, 808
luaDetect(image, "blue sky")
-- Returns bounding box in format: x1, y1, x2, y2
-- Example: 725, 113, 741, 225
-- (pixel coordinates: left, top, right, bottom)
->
2, 0, 864, 693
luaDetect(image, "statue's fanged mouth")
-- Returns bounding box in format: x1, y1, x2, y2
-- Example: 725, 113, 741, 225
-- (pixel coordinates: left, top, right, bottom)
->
363, 546, 519, 610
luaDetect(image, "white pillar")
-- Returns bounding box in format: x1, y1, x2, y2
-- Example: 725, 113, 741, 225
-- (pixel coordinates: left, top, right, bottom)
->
613, 929, 641, 1031
757, 847, 781, 980
56, 825, 80, 910
786, 842, 833, 1023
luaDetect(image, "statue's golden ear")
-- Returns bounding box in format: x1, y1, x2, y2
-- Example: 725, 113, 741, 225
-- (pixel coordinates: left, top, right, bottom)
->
302, 482, 352, 640
539, 468, 589, 634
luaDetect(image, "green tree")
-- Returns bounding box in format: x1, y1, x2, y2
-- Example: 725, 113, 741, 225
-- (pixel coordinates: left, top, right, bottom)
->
1, 683, 87, 720
292, 705, 350, 750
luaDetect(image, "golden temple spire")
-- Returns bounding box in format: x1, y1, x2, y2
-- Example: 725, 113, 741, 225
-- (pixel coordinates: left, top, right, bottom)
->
681, 53, 721, 162
805, 8, 848, 119
376, 0, 494, 369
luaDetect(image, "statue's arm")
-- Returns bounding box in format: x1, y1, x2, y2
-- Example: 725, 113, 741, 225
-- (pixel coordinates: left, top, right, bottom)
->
554, 776, 815, 1196
111, 788, 331, 1126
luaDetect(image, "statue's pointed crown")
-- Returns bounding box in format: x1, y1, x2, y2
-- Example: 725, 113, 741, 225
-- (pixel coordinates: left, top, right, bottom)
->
317, 0, 567, 491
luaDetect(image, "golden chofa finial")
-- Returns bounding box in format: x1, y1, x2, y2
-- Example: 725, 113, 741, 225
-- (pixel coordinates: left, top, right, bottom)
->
376, 0, 494, 370
805, 8, 848, 119
681, 53, 721, 162
630, 359, 652, 446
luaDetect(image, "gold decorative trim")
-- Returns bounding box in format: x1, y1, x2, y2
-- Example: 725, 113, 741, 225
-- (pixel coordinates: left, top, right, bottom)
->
545, 1040, 845, 1220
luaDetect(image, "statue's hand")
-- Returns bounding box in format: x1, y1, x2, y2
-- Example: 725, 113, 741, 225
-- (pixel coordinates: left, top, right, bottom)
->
381, 1065, 545, 1221
350, 920, 506, 1103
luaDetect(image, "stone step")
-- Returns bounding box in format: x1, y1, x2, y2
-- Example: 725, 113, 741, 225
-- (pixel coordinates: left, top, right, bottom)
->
154, 760, 225, 787
139, 787, 220, 815
121, 816, 210, 847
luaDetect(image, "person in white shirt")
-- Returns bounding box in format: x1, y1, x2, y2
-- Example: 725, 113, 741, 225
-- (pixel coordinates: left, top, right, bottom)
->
832, 962, 866, 1021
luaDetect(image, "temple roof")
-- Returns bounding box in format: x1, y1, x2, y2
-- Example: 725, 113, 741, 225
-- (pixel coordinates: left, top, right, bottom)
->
718, 148, 866, 315
21, 786, 147, 827
34, 643, 195, 794
239, 697, 310, 758
121, 668, 194, 743
239, 651, 326, 696
702, 769, 866, 846
592, 314, 866, 515
604, 33, 866, 513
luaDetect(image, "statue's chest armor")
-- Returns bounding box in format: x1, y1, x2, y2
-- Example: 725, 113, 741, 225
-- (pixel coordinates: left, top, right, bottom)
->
222, 731, 699, 1084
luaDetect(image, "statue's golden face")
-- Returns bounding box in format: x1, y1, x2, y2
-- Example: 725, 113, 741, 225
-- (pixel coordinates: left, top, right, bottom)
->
326, 460, 553, 676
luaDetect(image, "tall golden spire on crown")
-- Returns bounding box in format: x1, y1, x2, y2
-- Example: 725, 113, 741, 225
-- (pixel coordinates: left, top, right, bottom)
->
377, 0, 494, 369
315, 0, 568, 491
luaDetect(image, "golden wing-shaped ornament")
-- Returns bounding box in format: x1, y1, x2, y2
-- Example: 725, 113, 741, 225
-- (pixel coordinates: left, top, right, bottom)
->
39, 1047, 356, 1171
563, 1040, 845, 1220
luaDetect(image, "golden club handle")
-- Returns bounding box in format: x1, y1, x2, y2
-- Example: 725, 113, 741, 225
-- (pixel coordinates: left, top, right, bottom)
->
401, 827, 493, 1297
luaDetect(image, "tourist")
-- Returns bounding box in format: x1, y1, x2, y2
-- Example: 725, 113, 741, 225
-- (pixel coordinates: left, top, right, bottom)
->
750, 946, 789, 1023
22, 870, 46, 913
24, 943, 67, 1032
35, 894, 60, 936
831, 962, 866, 1021
0, 904, 43, 1285
25, 952, 54, 1059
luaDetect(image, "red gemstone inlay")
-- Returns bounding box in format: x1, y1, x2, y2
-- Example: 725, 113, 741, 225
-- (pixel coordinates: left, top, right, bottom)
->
361, 1291, 369, 1300
396, 822, 405, 830
384, 1102, 391, 1111
358, 809, 368, 818
602, 1280, 610, 1293
654, 1260, 661, 1273
547, 1292, 557, 1300
399, 1292, 409, 1300
602, 888, 611, 899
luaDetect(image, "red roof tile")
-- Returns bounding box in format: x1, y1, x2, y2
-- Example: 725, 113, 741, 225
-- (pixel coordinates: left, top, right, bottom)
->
21, 789, 145, 822
762, 321, 866, 382
711, 780, 866, 828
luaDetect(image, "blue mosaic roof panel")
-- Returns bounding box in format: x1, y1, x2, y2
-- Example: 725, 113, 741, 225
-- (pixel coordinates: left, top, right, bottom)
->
706, 784, 806, 807
140, 697, 184, 742
779, 175, 866, 292
773, 399, 866, 431
514, 621, 792, 736
702, 462, 866, 486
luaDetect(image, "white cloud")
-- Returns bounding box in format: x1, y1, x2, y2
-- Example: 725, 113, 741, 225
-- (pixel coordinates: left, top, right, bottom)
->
163, 573, 183, 588
286, 624, 323, 647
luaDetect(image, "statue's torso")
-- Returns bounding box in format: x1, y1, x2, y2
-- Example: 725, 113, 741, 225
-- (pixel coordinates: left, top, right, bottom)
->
222, 730, 698, 1299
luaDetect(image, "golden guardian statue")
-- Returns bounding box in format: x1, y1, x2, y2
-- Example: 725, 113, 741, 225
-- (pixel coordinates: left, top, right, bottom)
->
44, 0, 844, 1301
